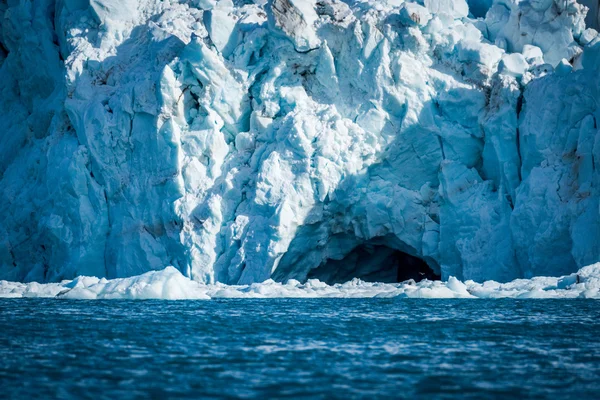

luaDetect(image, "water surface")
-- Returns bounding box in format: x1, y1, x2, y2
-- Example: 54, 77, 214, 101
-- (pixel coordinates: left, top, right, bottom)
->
1, 299, 598, 399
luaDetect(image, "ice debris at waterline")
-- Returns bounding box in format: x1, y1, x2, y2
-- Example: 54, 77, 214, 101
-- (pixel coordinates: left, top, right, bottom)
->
1, 0, 599, 285
2, 264, 600, 300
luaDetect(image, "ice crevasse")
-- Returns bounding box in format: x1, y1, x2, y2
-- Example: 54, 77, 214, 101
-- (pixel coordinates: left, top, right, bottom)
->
0, 0, 599, 285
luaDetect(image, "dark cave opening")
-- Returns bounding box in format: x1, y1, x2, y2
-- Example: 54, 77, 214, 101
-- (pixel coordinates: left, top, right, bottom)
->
306, 244, 440, 285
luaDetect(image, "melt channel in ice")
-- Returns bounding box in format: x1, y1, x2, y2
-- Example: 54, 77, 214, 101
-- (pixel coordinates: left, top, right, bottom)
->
0, 0, 599, 285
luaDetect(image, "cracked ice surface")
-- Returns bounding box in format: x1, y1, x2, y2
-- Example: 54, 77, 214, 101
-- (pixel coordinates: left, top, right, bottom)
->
0, 0, 598, 284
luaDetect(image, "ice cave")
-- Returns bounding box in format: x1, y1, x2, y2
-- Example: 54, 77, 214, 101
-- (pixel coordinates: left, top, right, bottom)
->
305, 243, 440, 284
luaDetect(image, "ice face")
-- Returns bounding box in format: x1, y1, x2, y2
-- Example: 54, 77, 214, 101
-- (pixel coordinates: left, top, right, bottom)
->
0, 0, 598, 284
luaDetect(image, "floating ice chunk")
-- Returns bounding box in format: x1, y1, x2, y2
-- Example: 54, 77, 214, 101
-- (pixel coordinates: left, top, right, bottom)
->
61, 267, 209, 300
446, 276, 473, 297
2, 264, 600, 300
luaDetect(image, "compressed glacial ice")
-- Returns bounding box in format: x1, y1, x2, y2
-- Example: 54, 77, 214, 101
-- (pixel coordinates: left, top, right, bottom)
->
0, 0, 599, 285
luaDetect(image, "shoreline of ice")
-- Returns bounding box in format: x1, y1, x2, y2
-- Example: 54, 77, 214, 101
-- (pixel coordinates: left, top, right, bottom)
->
1, 263, 599, 300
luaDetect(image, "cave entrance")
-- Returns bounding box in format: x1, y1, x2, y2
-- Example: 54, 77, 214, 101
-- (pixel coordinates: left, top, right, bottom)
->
306, 243, 440, 285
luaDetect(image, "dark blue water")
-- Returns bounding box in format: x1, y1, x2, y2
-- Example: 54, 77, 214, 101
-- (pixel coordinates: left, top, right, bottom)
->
1, 299, 599, 399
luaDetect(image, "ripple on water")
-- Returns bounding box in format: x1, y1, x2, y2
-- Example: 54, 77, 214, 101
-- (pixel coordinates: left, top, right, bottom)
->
0, 298, 599, 399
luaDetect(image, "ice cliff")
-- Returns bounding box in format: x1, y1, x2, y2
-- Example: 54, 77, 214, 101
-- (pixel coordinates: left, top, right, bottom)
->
0, 0, 599, 284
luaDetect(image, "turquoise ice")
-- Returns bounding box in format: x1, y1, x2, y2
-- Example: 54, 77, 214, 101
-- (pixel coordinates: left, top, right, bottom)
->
0, 0, 598, 284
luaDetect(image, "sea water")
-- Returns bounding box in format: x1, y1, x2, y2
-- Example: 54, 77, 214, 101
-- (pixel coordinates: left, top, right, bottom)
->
1, 299, 599, 399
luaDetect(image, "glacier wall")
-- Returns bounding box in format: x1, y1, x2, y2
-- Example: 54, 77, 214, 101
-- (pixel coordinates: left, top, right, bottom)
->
0, 0, 598, 284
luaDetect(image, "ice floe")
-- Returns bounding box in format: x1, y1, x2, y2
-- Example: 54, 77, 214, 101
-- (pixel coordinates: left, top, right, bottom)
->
2, 264, 600, 300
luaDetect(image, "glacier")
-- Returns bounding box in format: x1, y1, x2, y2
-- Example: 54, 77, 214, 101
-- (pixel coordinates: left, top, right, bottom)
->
0, 0, 599, 285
